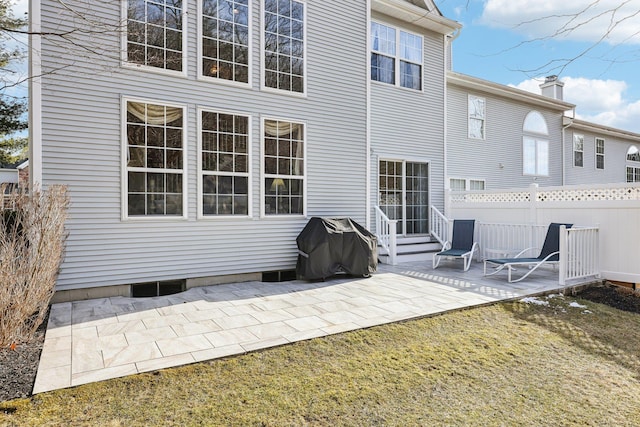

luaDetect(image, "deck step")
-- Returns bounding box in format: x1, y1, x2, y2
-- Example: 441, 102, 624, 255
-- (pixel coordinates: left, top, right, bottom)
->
378, 236, 442, 264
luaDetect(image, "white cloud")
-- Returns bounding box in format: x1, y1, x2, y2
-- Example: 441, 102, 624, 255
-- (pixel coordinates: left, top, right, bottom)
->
510, 76, 640, 132
480, 0, 640, 45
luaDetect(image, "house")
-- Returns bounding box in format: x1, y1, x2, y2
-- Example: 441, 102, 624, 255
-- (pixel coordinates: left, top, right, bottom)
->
29, 0, 637, 300
445, 72, 575, 191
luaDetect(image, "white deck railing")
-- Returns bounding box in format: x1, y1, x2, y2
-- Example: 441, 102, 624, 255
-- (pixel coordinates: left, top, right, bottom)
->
560, 226, 600, 286
429, 206, 449, 246
374, 206, 397, 265
478, 222, 548, 260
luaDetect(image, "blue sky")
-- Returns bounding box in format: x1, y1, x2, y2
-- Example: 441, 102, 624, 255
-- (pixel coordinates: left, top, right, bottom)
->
435, 0, 640, 132
8, 0, 640, 133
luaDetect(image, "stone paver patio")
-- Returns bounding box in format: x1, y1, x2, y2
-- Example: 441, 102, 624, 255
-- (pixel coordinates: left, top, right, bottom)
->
33, 261, 589, 394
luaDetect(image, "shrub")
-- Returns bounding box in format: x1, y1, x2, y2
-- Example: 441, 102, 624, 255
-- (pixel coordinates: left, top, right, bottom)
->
0, 185, 69, 348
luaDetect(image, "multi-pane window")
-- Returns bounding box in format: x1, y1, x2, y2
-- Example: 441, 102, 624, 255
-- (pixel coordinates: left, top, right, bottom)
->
201, 111, 249, 215
523, 111, 549, 176
523, 138, 549, 176
627, 146, 640, 182
449, 178, 485, 191
627, 167, 640, 183
263, 0, 305, 93
468, 95, 485, 139
573, 134, 584, 167
126, 101, 184, 216
127, 0, 184, 72
371, 22, 423, 90
264, 119, 304, 215
595, 138, 605, 170
201, 0, 249, 83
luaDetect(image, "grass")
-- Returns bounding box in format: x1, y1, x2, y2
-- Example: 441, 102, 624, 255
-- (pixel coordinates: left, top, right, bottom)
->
2, 294, 640, 426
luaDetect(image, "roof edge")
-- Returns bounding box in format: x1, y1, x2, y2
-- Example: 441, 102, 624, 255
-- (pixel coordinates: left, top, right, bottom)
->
447, 71, 575, 112
568, 118, 640, 142
372, 0, 462, 35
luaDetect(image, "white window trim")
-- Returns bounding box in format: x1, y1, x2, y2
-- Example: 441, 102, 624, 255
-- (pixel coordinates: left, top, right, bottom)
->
121, 0, 188, 77
573, 133, 584, 168
522, 137, 549, 177
260, 116, 307, 218
467, 94, 486, 140
121, 96, 189, 221
196, 107, 253, 219
260, 0, 307, 98
370, 20, 424, 92
448, 177, 486, 191
197, 0, 253, 88
595, 137, 605, 170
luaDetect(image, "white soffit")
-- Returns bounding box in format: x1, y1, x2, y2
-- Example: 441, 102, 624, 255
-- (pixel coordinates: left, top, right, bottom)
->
372, 0, 461, 35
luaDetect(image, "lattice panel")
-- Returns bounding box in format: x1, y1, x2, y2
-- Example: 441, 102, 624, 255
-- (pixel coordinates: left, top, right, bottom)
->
451, 191, 530, 203
537, 186, 640, 202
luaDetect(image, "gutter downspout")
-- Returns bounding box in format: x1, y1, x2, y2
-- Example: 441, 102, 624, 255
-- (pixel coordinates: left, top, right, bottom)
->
29, 0, 43, 189
443, 29, 460, 217
365, 0, 372, 229
561, 110, 575, 186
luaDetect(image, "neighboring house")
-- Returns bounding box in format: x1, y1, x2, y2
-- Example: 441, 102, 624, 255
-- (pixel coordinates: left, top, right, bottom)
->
28, 0, 638, 300
563, 119, 640, 185
446, 72, 574, 191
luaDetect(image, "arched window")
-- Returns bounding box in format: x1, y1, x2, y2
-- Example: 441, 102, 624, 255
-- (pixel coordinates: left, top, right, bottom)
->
523, 111, 549, 176
626, 146, 640, 182
523, 111, 549, 135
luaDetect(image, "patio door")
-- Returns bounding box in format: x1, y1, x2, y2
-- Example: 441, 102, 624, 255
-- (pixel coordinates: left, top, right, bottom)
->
379, 160, 429, 236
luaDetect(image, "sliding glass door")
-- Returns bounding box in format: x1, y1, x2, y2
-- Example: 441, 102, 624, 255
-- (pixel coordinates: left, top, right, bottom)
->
379, 160, 429, 236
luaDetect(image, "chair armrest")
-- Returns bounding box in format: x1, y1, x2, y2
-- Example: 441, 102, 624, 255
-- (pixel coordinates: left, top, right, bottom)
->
514, 247, 538, 258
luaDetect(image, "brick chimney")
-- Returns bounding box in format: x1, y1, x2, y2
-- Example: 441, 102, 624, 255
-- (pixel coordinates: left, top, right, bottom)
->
539, 75, 564, 100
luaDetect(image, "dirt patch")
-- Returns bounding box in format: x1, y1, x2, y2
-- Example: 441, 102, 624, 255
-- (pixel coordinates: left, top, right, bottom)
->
578, 283, 640, 314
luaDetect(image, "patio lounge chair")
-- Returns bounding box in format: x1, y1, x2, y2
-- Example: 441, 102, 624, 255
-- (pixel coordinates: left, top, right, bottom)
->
483, 223, 573, 283
433, 219, 478, 272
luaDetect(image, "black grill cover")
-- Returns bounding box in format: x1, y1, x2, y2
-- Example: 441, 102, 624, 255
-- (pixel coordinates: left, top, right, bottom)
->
296, 217, 378, 280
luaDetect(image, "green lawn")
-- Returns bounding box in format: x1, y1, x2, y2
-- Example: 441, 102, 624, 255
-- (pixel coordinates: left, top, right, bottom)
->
2, 294, 640, 426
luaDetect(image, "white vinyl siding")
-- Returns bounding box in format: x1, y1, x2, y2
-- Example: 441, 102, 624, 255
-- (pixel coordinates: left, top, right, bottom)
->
39, 0, 368, 291
126, 0, 185, 73
200, 0, 250, 84
263, 0, 305, 93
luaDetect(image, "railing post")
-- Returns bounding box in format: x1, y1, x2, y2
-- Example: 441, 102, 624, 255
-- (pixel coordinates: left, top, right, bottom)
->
389, 220, 397, 265
559, 225, 567, 287
528, 183, 538, 225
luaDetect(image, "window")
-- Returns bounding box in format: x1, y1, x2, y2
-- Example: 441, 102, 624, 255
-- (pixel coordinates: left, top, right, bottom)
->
371, 22, 422, 90
449, 178, 485, 191
200, 110, 250, 216
127, 0, 184, 72
263, 0, 305, 93
201, 0, 250, 83
468, 95, 485, 139
573, 134, 584, 167
595, 138, 605, 170
125, 100, 185, 217
263, 119, 305, 215
627, 146, 640, 182
523, 111, 549, 176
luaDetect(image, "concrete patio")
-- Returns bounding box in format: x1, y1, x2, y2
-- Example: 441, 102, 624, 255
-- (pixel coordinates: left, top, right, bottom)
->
33, 261, 594, 394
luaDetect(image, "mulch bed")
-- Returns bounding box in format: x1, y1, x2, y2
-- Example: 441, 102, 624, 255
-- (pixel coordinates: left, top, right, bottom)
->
0, 313, 48, 403
1, 283, 639, 404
